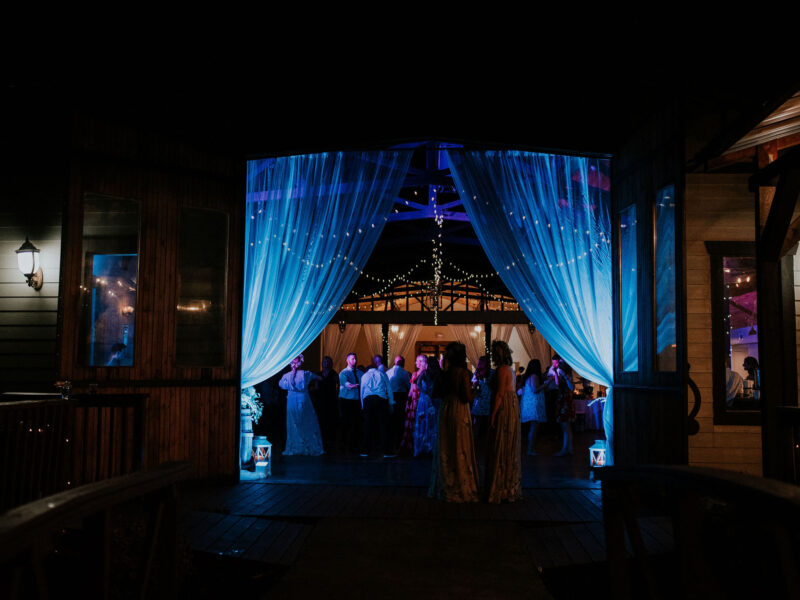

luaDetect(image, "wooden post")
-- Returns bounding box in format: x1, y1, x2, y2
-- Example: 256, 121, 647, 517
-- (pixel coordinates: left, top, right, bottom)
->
381, 322, 389, 367
755, 163, 800, 480
484, 323, 492, 357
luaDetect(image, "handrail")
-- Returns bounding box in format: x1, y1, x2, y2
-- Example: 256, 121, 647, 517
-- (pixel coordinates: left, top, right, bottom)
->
0, 393, 148, 511
597, 465, 800, 516
0, 462, 192, 599
596, 465, 800, 599
0, 461, 192, 561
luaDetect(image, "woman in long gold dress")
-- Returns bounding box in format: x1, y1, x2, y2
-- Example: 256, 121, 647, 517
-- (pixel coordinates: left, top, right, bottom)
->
484, 340, 522, 503
428, 342, 480, 502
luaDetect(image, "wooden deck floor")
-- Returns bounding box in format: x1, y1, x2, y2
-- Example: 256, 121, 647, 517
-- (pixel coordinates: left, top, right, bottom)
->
180, 481, 673, 573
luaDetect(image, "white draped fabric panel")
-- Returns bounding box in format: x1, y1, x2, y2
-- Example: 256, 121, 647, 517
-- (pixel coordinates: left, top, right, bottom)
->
322, 324, 362, 371
362, 324, 383, 362
389, 324, 422, 363
492, 324, 514, 344
515, 325, 552, 367
449, 324, 488, 367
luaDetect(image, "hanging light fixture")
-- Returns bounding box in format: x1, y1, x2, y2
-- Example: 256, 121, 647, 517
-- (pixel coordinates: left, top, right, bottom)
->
16, 237, 43, 290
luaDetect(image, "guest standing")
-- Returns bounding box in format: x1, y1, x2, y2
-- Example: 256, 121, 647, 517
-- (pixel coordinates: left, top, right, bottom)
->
554, 360, 575, 456
400, 354, 426, 454
386, 355, 411, 452
312, 355, 339, 453
373, 354, 387, 373
429, 342, 480, 502
485, 340, 522, 503
470, 355, 493, 452
360, 364, 394, 457
544, 355, 563, 425
338, 353, 362, 454
278, 355, 324, 456
414, 355, 441, 456
518, 359, 548, 455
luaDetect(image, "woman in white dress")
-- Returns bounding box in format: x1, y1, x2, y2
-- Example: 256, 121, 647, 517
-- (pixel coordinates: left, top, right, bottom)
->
518, 359, 548, 455
278, 354, 324, 456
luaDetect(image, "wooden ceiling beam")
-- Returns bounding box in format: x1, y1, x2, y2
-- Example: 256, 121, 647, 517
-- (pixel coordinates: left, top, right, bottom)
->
334, 310, 530, 325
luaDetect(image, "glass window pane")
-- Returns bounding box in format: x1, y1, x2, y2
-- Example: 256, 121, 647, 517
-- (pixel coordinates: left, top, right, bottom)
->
79, 195, 139, 366
655, 185, 677, 370
175, 208, 228, 366
619, 204, 638, 372
724, 256, 759, 409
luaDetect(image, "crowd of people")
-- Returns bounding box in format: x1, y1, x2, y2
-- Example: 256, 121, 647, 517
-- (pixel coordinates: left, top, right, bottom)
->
257, 342, 580, 504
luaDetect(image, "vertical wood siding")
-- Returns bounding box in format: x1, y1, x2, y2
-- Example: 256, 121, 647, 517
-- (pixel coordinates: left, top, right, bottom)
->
685, 173, 763, 475
58, 115, 244, 479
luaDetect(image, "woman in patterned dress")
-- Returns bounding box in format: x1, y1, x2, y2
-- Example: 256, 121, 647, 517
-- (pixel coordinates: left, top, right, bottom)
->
399, 354, 427, 454
484, 340, 522, 503
428, 342, 480, 502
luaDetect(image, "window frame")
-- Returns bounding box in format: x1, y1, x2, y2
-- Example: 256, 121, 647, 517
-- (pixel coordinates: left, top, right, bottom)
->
706, 241, 759, 426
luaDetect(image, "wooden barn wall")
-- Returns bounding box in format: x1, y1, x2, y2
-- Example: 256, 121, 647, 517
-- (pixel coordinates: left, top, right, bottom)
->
685, 173, 762, 475
0, 117, 66, 392
612, 104, 687, 466
58, 115, 244, 480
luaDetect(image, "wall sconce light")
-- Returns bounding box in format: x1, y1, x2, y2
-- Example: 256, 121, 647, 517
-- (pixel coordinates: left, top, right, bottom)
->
16, 237, 43, 290
338, 320, 347, 333
528, 322, 536, 334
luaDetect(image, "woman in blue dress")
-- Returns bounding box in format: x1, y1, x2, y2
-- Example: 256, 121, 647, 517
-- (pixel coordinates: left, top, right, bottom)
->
414, 355, 441, 456
518, 359, 548, 455
278, 354, 324, 456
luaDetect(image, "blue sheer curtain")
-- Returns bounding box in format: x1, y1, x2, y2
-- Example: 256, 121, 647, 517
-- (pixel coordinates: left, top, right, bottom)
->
241, 151, 412, 388
447, 150, 615, 464
654, 185, 677, 368
619, 205, 639, 371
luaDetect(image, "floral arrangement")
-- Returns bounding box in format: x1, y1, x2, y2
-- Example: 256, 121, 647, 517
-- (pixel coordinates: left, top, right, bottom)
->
241, 386, 263, 425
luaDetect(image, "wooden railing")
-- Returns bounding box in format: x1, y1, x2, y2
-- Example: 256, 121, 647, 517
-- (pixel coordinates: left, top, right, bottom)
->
0, 393, 146, 511
597, 465, 800, 599
0, 461, 191, 599
776, 406, 800, 484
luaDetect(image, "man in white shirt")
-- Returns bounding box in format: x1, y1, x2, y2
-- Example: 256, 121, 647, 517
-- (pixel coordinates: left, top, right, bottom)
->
360, 364, 393, 458
386, 355, 411, 452
338, 353, 362, 454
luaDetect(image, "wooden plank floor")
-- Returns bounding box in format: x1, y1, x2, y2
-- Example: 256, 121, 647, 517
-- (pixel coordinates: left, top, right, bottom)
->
184, 483, 604, 522
181, 481, 666, 573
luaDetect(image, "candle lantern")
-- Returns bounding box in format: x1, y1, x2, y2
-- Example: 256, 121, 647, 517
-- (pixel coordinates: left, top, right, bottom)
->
589, 440, 607, 468
252, 435, 272, 478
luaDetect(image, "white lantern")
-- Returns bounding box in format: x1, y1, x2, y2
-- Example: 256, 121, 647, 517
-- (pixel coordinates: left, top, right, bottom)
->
589, 440, 607, 468
15, 237, 43, 290
252, 435, 272, 478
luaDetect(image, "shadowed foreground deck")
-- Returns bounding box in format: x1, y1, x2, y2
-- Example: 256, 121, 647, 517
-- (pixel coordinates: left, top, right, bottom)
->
179, 451, 673, 598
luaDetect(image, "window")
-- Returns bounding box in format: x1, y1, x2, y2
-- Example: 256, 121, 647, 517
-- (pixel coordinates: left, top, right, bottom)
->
175, 207, 229, 366
707, 242, 759, 425
79, 195, 139, 367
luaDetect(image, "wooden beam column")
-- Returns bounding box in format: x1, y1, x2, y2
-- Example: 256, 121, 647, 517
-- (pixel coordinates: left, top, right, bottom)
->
754, 157, 800, 481
381, 322, 390, 368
